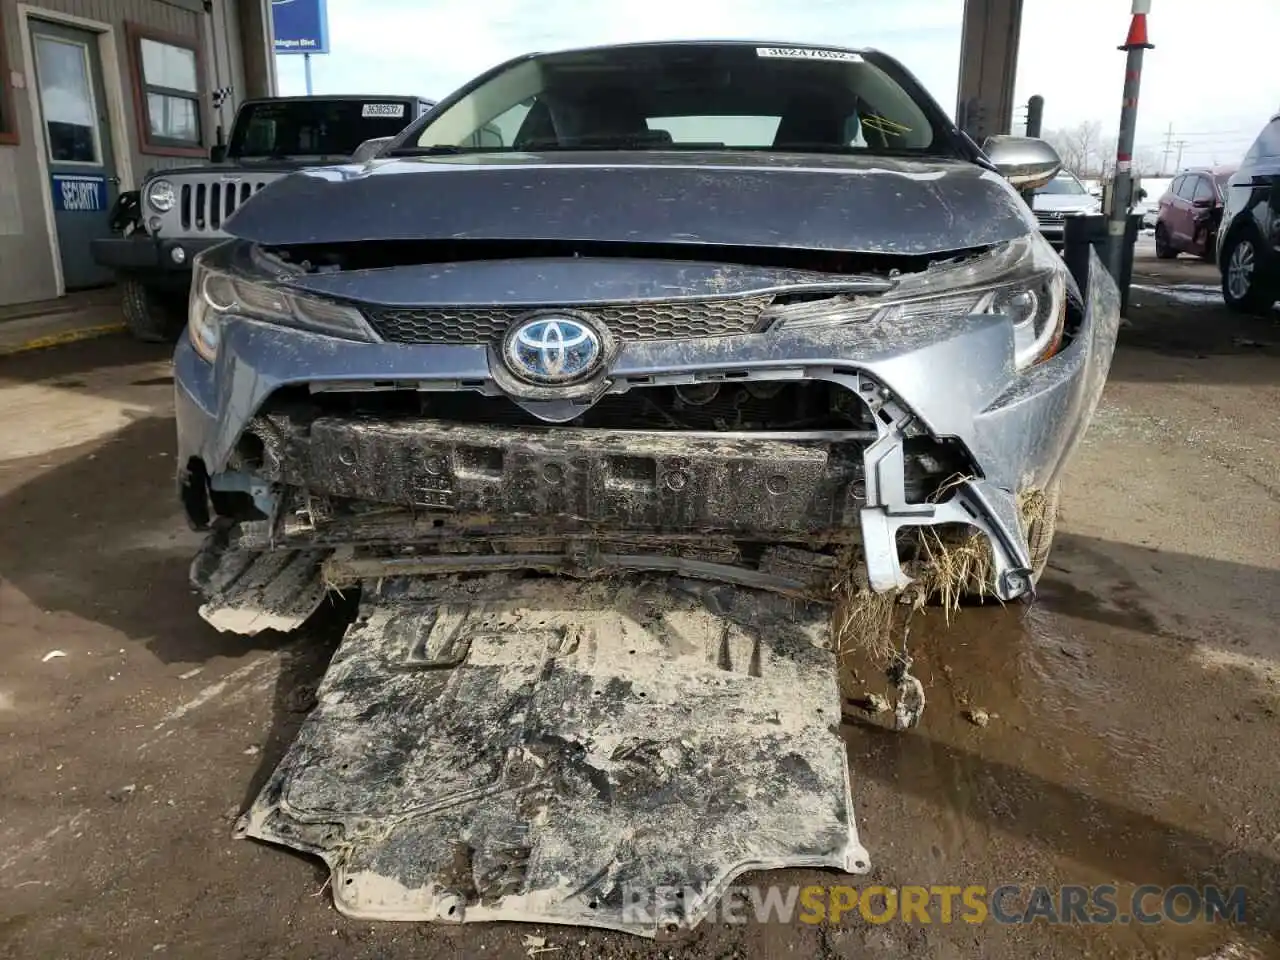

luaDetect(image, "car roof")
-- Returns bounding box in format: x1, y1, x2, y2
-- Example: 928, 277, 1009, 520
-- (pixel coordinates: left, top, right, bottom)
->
522, 39, 874, 58
1180, 165, 1237, 177
240, 95, 432, 104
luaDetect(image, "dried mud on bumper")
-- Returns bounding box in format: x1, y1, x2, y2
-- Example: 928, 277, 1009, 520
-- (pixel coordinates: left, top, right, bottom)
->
238, 575, 869, 935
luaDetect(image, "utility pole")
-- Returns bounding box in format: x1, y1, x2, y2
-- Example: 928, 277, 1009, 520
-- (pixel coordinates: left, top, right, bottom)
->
1161, 122, 1173, 173
1106, 0, 1153, 287
1174, 139, 1188, 171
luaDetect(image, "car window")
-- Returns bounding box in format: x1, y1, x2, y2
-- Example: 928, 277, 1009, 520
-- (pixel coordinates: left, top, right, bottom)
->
1192, 177, 1215, 202
1167, 175, 1183, 198
1247, 118, 1280, 161
403, 44, 948, 156
648, 115, 782, 147
1034, 173, 1087, 196
1175, 175, 1198, 199
228, 99, 415, 158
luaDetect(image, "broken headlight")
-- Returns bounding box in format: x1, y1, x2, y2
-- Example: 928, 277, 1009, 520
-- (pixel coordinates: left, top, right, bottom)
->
766, 234, 1068, 370
188, 255, 377, 362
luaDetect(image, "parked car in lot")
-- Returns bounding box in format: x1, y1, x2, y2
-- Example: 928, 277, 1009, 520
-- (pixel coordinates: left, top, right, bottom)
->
178, 39, 1120, 627
91, 95, 434, 342
1030, 169, 1101, 250
1218, 112, 1280, 312
177, 40, 1123, 927
1154, 167, 1233, 261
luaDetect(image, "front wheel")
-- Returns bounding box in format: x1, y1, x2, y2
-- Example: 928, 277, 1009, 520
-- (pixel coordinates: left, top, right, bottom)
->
1154, 224, 1177, 260
1221, 232, 1276, 314
121, 278, 186, 343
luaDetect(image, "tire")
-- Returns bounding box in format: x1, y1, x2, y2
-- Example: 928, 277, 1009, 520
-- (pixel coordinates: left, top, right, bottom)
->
1221, 230, 1277, 314
1024, 481, 1061, 585
1154, 224, 1177, 260
121, 278, 186, 343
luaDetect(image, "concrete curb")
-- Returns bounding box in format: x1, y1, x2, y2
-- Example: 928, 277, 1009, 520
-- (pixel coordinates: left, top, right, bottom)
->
0, 320, 128, 357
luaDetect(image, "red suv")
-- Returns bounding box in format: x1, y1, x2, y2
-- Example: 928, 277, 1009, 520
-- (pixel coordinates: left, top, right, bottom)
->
1154, 167, 1234, 260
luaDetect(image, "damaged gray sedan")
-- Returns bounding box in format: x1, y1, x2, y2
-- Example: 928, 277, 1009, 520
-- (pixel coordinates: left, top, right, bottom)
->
176, 41, 1120, 935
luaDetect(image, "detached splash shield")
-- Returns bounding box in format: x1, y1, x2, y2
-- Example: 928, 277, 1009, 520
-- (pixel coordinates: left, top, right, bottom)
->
239, 574, 869, 935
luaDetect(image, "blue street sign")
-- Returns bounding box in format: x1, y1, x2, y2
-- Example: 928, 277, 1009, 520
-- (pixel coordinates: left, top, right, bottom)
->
272, 0, 329, 55
51, 174, 107, 212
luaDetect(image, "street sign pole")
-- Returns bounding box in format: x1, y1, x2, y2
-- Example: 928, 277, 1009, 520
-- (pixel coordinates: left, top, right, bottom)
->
1106, 0, 1153, 285
271, 0, 328, 91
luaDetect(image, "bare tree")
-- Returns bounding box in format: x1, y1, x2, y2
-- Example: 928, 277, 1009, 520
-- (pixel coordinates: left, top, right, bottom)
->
1043, 121, 1113, 176
1043, 128, 1085, 174
1132, 147, 1163, 177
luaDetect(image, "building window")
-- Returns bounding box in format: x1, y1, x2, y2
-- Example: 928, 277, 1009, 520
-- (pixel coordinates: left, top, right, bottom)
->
126, 22, 203, 155
34, 36, 101, 162
0, 13, 19, 145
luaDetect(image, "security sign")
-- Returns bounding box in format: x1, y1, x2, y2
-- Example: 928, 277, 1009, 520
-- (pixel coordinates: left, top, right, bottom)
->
51, 174, 107, 212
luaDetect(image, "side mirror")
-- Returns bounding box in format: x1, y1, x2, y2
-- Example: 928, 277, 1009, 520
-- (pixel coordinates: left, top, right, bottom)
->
352, 136, 394, 163
982, 135, 1062, 191
209, 143, 227, 163
1192, 197, 1213, 209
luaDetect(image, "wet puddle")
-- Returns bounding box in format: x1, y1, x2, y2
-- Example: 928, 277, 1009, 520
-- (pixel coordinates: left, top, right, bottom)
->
838, 575, 1280, 957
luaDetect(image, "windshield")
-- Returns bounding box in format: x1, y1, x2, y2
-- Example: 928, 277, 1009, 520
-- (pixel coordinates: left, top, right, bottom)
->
400, 44, 946, 156
228, 99, 415, 159
1035, 173, 1087, 196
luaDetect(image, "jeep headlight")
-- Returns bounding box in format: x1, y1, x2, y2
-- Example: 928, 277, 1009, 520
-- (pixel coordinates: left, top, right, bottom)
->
765, 234, 1069, 370
188, 256, 377, 362
145, 178, 176, 213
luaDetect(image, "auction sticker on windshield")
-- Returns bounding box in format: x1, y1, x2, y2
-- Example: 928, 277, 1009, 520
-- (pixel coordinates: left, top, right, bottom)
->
362, 103, 406, 118
756, 47, 863, 62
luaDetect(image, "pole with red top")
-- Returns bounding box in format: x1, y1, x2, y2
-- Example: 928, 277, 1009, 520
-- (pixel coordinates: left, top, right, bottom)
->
1106, 0, 1154, 287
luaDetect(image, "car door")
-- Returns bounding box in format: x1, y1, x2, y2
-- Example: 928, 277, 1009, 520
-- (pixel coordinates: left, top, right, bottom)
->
1159, 175, 1183, 236
1170, 174, 1200, 245
30, 19, 119, 290
1188, 175, 1217, 255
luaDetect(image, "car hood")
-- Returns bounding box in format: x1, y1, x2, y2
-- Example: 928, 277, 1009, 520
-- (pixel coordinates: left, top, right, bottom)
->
146, 158, 353, 181
224, 151, 1036, 256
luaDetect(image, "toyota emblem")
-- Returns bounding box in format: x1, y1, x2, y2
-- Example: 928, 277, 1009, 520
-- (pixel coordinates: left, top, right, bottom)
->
502, 313, 603, 384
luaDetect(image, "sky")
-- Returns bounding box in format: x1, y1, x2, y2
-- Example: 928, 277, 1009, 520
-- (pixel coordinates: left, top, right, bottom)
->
274, 0, 1279, 171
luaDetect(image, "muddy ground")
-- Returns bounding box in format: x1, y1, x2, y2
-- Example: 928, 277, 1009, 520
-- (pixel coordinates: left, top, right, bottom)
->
1, 250, 1278, 959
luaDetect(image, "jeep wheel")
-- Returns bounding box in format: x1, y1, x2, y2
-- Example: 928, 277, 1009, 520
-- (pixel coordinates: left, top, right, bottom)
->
1154, 224, 1176, 260
1221, 231, 1276, 314
121, 278, 186, 343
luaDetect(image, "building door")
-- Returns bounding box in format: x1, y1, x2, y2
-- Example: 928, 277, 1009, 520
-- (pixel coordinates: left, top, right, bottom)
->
30, 20, 119, 290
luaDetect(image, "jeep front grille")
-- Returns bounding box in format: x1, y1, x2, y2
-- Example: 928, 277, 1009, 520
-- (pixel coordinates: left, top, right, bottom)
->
180, 179, 269, 233
364, 296, 773, 344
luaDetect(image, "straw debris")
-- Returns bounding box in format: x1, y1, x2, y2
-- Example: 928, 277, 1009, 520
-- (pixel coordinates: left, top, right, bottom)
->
829, 485, 1052, 662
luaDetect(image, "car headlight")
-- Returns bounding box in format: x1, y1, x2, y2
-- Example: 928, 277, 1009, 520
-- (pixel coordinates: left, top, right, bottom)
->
764, 234, 1068, 370
145, 178, 176, 213
187, 256, 377, 362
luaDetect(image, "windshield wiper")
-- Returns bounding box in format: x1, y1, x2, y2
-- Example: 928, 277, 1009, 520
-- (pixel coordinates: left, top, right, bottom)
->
388, 144, 491, 157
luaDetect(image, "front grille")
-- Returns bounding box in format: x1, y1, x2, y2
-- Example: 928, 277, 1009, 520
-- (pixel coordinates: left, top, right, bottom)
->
364, 296, 774, 344
180, 178, 270, 233
1035, 210, 1066, 225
